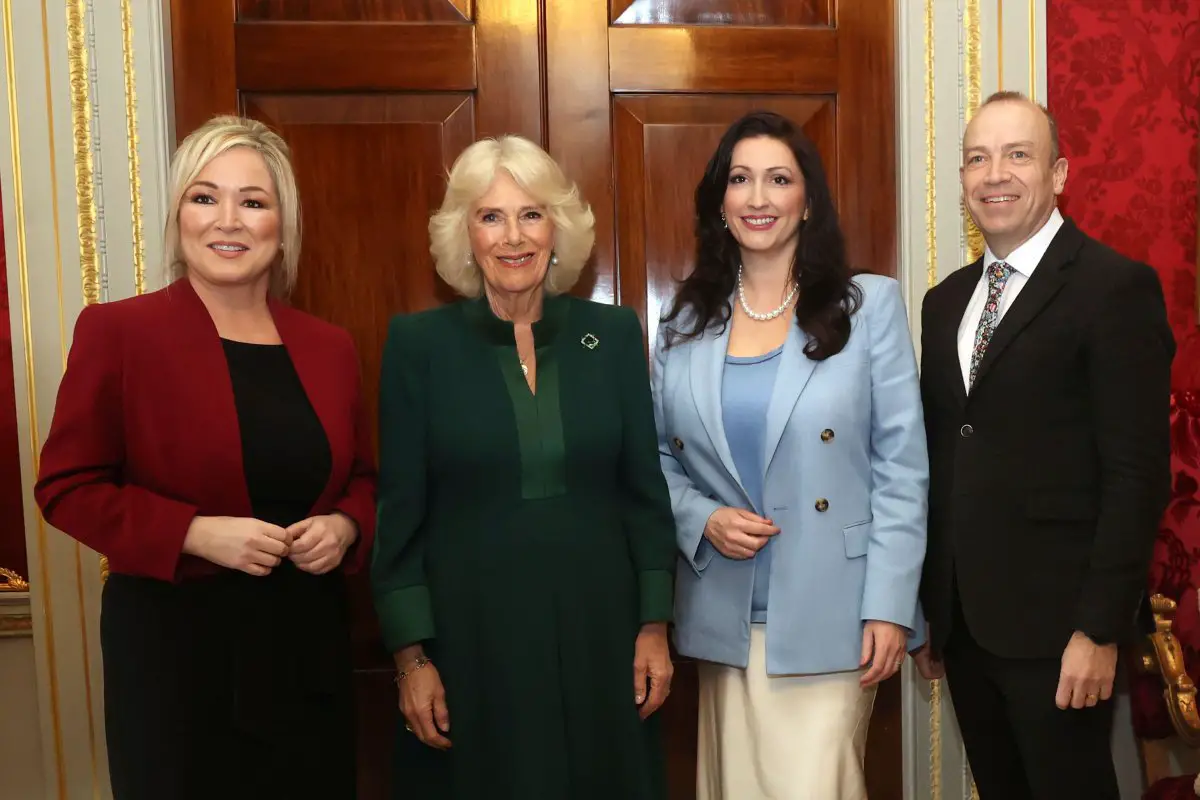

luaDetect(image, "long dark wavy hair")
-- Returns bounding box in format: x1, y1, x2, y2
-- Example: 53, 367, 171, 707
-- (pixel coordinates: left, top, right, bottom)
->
661, 111, 861, 358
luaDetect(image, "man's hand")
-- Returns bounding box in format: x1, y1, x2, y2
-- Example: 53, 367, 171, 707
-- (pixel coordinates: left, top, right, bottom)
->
1055, 631, 1117, 710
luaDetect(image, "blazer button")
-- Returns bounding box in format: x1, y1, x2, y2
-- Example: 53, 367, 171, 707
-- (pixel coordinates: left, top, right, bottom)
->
672, 436, 684, 451
815, 498, 829, 512
960, 424, 974, 438
820, 428, 835, 442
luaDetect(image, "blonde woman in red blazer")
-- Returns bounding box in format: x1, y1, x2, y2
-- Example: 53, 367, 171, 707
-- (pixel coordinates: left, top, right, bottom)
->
35, 116, 376, 799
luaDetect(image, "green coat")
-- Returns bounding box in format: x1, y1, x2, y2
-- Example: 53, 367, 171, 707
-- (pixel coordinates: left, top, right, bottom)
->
371, 293, 677, 799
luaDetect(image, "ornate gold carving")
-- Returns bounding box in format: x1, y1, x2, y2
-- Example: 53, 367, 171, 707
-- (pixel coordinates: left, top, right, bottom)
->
963, 0, 985, 262
0, 613, 33, 637
66, 0, 100, 306
1139, 594, 1200, 745
120, 0, 145, 296
0, 567, 29, 591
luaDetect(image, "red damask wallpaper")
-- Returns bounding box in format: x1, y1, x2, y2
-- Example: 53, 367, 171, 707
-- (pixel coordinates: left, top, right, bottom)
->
1048, 0, 1200, 747
0, 191, 27, 581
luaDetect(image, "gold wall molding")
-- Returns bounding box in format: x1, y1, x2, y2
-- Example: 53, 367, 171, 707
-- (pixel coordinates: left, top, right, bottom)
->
0, 611, 33, 636
120, 0, 145, 296
66, 0, 99, 306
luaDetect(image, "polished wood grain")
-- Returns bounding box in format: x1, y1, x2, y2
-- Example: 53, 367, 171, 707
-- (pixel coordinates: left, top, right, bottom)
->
235, 22, 475, 92
544, 0, 614, 302
170, 0, 237, 138
836, 0, 897, 276
171, 1, 901, 796
611, 0, 828, 26
474, 0, 543, 143
238, 0, 472, 21
609, 26, 839, 94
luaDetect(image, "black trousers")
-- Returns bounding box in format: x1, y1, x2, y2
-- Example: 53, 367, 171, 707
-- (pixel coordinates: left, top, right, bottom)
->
101, 571, 356, 800
942, 597, 1118, 800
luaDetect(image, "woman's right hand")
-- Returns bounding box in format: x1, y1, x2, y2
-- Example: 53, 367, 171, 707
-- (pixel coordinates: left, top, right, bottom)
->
181, 516, 292, 576
396, 649, 452, 749
703, 507, 779, 559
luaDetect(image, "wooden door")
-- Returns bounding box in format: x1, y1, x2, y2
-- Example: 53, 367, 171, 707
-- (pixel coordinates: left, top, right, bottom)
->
170, 2, 898, 798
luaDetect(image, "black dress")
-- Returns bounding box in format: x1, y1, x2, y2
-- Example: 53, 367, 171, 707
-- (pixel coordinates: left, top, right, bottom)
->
101, 340, 355, 799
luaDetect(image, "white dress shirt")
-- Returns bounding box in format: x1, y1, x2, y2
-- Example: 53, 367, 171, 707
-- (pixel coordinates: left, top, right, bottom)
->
956, 208, 1065, 390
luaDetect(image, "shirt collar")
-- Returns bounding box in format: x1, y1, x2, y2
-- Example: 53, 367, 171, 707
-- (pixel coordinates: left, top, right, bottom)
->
983, 207, 1064, 278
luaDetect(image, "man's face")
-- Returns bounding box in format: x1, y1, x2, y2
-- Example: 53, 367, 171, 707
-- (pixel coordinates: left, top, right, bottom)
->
961, 100, 1068, 257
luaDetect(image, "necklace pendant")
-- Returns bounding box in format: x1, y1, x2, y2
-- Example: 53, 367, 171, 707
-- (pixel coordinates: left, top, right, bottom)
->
520, 363, 529, 377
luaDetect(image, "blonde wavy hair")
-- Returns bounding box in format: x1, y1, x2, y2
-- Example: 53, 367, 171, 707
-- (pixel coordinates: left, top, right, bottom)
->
162, 115, 301, 296
430, 136, 596, 297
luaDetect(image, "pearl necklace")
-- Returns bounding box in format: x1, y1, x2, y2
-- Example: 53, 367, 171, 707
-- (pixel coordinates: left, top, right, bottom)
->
736, 265, 798, 321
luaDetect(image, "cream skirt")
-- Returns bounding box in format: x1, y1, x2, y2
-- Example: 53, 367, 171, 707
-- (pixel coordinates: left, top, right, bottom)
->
696, 626, 878, 800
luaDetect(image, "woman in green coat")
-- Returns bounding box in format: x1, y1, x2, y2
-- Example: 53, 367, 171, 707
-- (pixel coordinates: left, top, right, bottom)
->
371, 134, 677, 799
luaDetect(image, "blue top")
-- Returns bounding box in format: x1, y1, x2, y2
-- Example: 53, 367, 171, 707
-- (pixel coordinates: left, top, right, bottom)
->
721, 344, 784, 623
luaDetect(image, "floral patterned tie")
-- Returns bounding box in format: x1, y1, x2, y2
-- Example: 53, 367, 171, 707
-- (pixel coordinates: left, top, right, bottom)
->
969, 261, 1013, 389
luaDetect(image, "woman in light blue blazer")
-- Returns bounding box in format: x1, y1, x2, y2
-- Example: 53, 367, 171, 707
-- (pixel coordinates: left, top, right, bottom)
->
652, 111, 929, 800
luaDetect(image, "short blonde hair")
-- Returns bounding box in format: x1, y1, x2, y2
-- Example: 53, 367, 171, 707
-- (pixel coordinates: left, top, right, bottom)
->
162, 115, 301, 296
430, 136, 596, 297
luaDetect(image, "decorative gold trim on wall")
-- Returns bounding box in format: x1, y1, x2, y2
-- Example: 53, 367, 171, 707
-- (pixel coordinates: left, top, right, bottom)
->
65, 0, 99, 306
0, 613, 33, 637
0, 567, 30, 591
120, 0, 145, 296
964, 0, 984, 262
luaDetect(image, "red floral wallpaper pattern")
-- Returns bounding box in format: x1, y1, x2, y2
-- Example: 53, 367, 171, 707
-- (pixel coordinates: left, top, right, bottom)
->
1048, 0, 1199, 359
0, 191, 28, 580
1048, 0, 1200, 748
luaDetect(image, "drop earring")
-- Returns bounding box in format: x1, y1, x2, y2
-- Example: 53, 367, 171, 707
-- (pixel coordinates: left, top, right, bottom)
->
551, 252, 559, 266
720, 210, 728, 230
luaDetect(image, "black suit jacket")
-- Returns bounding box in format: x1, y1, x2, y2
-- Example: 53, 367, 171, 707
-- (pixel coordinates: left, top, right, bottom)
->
919, 217, 1174, 659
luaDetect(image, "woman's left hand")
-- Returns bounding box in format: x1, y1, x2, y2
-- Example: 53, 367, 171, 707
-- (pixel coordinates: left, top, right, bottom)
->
860, 620, 908, 687
286, 513, 357, 575
633, 622, 673, 720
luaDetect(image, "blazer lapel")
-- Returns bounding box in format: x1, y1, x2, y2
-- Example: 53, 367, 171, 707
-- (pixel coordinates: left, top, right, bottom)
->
763, 322, 817, 477
970, 221, 1084, 391
167, 278, 255, 516
942, 260, 982, 407
689, 323, 753, 507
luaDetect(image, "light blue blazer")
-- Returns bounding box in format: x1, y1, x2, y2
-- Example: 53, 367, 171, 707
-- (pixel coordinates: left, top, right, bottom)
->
652, 273, 929, 675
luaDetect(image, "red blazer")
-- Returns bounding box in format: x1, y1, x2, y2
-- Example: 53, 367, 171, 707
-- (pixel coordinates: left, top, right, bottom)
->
34, 278, 377, 582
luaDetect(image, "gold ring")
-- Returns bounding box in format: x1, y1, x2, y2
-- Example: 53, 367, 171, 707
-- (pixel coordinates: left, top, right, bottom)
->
1086, 694, 1098, 703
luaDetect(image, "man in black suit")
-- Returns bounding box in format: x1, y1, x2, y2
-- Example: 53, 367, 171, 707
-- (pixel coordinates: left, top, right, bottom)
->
912, 90, 1174, 798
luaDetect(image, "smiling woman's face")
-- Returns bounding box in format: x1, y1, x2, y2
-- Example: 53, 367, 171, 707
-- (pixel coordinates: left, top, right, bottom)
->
178, 146, 281, 291
467, 170, 555, 300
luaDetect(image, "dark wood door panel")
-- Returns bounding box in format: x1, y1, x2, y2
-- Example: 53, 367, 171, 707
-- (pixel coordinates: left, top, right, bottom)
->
238, 0, 471, 22
613, 94, 836, 332
608, 27, 839, 94
611, 0, 830, 26
235, 23, 476, 92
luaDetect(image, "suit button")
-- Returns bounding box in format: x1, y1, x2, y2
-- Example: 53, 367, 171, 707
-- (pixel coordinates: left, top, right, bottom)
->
960, 424, 974, 438
672, 436, 684, 451
820, 428, 835, 442
815, 498, 829, 512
